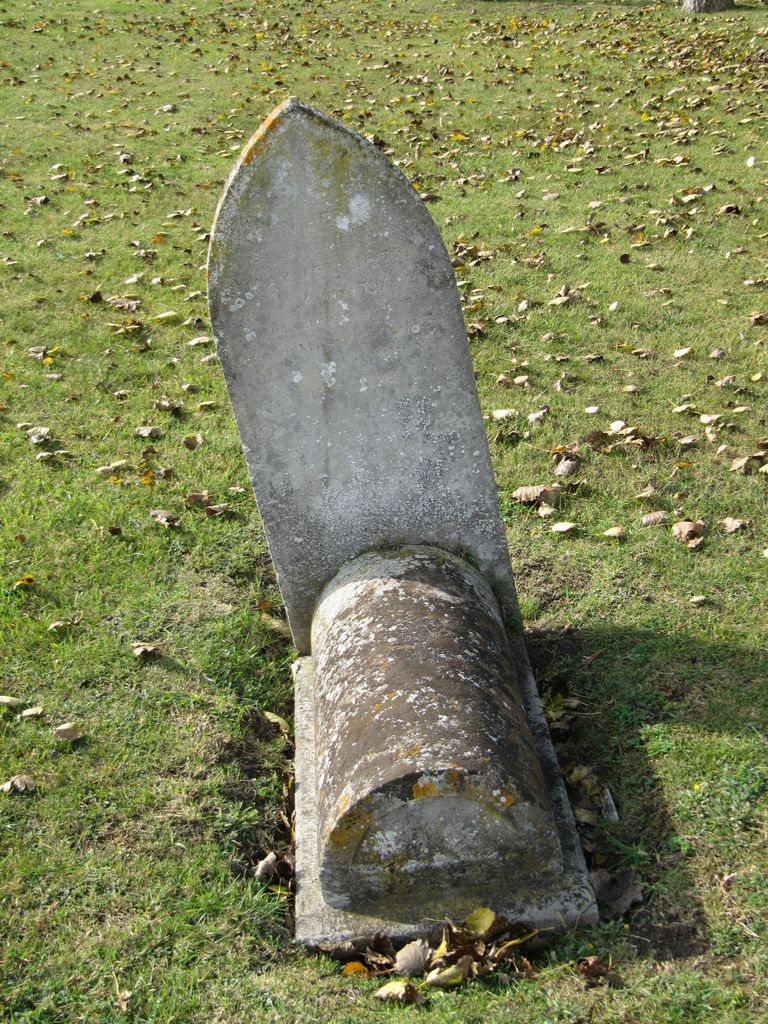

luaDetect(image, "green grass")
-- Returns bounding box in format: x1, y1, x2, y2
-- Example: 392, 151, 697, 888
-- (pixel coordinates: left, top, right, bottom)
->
1, 0, 768, 1020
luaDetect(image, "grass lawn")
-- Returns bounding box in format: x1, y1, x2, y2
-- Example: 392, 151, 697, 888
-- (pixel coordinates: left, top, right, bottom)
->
1, 0, 767, 1020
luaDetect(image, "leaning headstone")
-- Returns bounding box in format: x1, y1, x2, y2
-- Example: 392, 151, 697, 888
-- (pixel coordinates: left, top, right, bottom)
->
209, 99, 596, 942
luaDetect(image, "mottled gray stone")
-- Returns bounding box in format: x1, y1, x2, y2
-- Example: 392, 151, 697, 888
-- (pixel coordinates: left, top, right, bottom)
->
209, 101, 597, 943
208, 98, 514, 654
294, 551, 597, 943
312, 547, 561, 917
682, 0, 734, 10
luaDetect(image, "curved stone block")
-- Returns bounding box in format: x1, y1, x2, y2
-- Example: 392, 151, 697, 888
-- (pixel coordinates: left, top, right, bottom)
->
310, 547, 562, 918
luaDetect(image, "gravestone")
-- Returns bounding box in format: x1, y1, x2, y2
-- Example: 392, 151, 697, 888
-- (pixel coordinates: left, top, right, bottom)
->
209, 98, 596, 942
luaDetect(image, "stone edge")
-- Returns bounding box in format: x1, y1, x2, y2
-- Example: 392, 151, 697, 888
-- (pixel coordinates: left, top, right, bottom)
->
292, 644, 598, 945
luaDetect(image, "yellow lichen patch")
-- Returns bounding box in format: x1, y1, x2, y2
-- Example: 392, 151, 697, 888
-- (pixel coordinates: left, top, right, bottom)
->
412, 781, 439, 800
498, 791, 518, 809
327, 806, 372, 850
242, 96, 296, 165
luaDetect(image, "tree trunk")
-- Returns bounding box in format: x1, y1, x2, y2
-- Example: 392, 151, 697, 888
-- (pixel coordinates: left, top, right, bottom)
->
682, 0, 735, 12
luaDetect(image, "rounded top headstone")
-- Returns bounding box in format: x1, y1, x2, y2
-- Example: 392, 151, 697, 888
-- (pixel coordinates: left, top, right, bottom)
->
208, 99, 514, 652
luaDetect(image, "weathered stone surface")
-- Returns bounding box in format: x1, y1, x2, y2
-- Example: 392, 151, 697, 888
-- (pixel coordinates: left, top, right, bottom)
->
312, 547, 561, 918
208, 99, 514, 653
294, 549, 597, 942
682, 0, 734, 10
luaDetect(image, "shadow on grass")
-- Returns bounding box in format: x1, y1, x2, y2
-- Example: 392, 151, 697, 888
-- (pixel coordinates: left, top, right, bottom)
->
526, 623, 768, 960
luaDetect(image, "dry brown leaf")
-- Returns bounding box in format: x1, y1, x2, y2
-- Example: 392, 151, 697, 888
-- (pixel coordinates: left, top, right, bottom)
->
555, 458, 579, 478
394, 938, 432, 977
54, 722, 82, 742
718, 517, 751, 534
132, 642, 161, 659
641, 511, 669, 527
0, 696, 23, 710
672, 520, 705, 548
19, 706, 44, 719
1, 774, 36, 794
183, 432, 205, 449
149, 509, 179, 528
512, 484, 561, 507
603, 526, 624, 538
551, 521, 577, 535
185, 491, 210, 507
578, 955, 626, 989
135, 425, 163, 439
204, 503, 233, 518
424, 955, 474, 988
375, 980, 420, 1004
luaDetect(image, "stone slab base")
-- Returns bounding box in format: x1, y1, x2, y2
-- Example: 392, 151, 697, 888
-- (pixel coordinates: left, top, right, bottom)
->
293, 637, 597, 945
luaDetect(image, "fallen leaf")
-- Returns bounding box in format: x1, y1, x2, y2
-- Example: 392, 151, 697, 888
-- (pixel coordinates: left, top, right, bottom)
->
512, 484, 561, 507
551, 521, 577, 535
263, 710, 291, 740
1, 774, 36, 794
464, 906, 496, 935
259, 612, 292, 639
54, 722, 82, 742
185, 491, 210, 507
203, 503, 233, 518
672, 520, 705, 548
424, 955, 474, 987
26, 426, 50, 444
603, 526, 624, 538
47, 615, 82, 632
718, 517, 750, 534
555, 459, 579, 478
578, 955, 625, 988
342, 961, 369, 977
0, 696, 24, 710
394, 939, 432, 977
19, 706, 44, 719
375, 980, 420, 1004
131, 642, 161, 659
149, 509, 179, 528
641, 511, 669, 527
